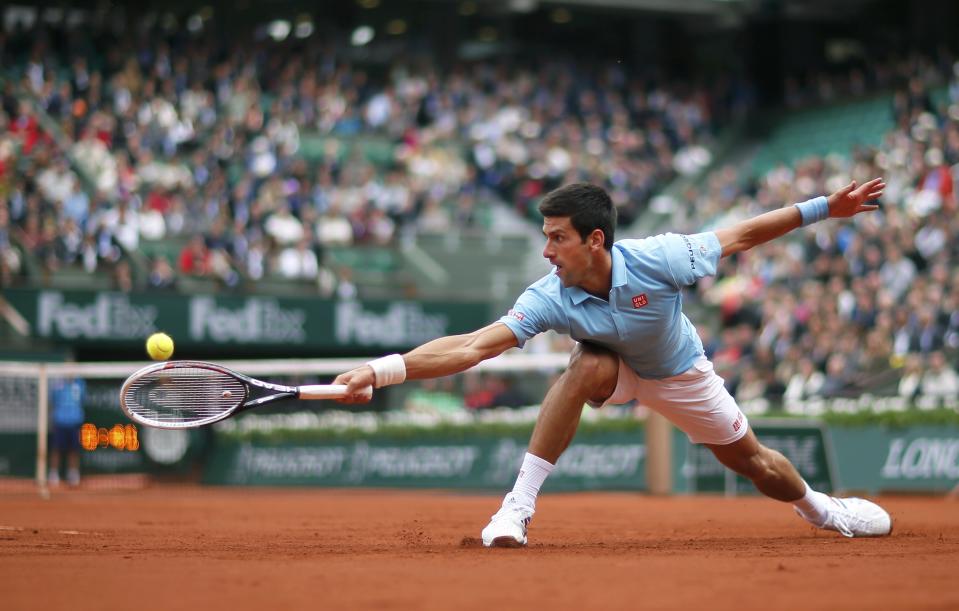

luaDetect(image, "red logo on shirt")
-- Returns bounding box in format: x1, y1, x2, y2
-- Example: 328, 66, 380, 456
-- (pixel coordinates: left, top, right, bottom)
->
733, 412, 744, 432
632, 294, 649, 309
508, 309, 525, 321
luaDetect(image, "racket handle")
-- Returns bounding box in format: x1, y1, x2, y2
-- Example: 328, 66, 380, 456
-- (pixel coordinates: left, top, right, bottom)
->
298, 384, 373, 400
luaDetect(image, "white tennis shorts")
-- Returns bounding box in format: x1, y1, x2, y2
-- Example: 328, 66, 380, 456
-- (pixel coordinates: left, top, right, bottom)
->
592, 356, 748, 446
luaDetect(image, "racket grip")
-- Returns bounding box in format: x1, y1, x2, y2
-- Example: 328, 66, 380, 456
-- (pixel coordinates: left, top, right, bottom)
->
298, 384, 373, 400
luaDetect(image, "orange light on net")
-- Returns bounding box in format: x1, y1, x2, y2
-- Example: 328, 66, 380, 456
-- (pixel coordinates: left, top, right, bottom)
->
109, 424, 126, 450
124, 424, 139, 451
80, 423, 98, 451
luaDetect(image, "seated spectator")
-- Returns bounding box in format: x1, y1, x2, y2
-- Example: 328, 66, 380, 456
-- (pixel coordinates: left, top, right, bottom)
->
463, 372, 496, 410
335, 267, 357, 301
820, 353, 854, 399
275, 235, 319, 280
920, 351, 959, 399
491, 375, 531, 409
736, 366, 768, 403
53, 217, 84, 266
416, 195, 453, 234
178, 234, 211, 276
112, 259, 133, 292
147, 256, 176, 290
264, 202, 304, 246
97, 200, 139, 254
315, 203, 354, 246
898, 353, 924, 400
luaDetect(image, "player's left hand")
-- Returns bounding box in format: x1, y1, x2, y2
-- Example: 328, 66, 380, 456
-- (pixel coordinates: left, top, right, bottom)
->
827, 177, 885, 218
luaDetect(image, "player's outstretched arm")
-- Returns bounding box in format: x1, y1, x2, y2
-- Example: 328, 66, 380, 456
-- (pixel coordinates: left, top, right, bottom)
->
333, 322, 519, 402
715, 177, 884, 258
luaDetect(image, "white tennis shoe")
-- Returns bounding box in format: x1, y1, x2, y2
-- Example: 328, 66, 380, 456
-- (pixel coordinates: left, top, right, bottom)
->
796, 496, 892, 537
481, 493, 534, 548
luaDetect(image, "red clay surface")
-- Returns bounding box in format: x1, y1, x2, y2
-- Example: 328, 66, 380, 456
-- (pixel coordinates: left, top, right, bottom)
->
1, 488, 957, 611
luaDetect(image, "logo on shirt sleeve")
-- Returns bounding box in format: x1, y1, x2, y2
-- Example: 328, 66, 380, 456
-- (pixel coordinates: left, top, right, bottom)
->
631, 294, 648, 309
507, 309, 526, 321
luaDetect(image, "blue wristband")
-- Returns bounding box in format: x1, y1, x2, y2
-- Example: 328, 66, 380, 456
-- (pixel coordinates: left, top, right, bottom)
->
794, 196, 829, 226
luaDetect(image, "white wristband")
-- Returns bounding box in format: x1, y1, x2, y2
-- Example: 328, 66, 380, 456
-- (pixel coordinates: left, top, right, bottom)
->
367, 354, 406, 388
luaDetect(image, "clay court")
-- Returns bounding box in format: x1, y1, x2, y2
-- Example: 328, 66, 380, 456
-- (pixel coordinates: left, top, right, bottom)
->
1, 489, 957, 611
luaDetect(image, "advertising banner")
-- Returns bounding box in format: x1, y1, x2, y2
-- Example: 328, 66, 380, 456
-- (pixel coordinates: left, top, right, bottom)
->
4, 289, 490, 351
203, 429, 649, 491
831, 425, 959, 493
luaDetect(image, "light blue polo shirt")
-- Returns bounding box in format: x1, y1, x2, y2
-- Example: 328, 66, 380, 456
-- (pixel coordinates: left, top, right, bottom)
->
499, 232, 722, 379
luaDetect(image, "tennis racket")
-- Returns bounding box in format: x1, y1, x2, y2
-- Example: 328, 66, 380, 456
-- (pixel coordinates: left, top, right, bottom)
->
119, 360, 371, 429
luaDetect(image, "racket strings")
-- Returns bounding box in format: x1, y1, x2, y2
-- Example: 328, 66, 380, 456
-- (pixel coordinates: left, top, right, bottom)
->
122, 367, 247, 426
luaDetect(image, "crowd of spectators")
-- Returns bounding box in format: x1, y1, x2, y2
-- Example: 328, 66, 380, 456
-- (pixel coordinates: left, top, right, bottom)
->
0, 18, 737, 293
2, 17, 958, 409
664, 51, 959, 409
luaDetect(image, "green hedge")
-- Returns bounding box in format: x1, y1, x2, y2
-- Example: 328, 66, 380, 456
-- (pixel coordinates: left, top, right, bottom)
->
819, 407, 959, 428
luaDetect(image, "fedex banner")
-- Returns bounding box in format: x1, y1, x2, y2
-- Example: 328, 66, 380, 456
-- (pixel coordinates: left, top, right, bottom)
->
4, 289, 489, 351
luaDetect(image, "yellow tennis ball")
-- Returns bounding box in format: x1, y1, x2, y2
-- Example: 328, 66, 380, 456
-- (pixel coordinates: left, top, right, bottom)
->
146, 332, 174, 361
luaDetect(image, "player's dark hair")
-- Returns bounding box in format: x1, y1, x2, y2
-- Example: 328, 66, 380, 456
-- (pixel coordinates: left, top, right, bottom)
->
538, 183, 616, 250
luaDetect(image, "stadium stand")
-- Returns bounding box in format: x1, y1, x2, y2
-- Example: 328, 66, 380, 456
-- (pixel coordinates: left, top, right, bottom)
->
0, 17, 734, 301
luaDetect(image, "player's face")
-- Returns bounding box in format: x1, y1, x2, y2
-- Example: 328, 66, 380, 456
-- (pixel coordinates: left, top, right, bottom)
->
542, 217, 591, 287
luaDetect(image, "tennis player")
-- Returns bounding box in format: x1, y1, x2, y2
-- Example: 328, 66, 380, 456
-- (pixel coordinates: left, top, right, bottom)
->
335, 179, 892, 547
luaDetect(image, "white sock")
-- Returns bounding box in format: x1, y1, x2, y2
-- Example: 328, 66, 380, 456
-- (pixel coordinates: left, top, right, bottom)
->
792, 481, 832, 524
509, 452, 554, 508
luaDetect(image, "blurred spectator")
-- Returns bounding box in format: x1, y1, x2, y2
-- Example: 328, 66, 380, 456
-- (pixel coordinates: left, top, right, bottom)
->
898, 353, 924, 400
48, 373, 85, 487
464, 372, 496, 410
0, 205, 21, 285
147, 256, 176, 290
736, 366, 768, 403
178, 234, 211, 276
315, 204, 354, 246
113, 259, 133, 292
264, 202, 304, 246
276, 235, 319, 280
335, 267, 358, 301
491, 375, 531, 409
784, 358, 826, 402
820, 353, 854, 399
920, 351, 959, 398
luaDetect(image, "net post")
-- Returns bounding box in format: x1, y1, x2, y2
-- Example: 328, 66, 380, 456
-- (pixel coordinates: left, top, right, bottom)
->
36, 364, 50, 499
645, 410, 672, 495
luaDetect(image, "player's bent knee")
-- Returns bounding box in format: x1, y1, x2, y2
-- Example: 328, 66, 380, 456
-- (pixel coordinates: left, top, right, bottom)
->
565, 344, 618, 401
568, 344, 618, 382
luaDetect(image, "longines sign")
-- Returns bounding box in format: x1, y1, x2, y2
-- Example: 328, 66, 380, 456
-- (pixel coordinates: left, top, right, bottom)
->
6, 289, 488, 350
